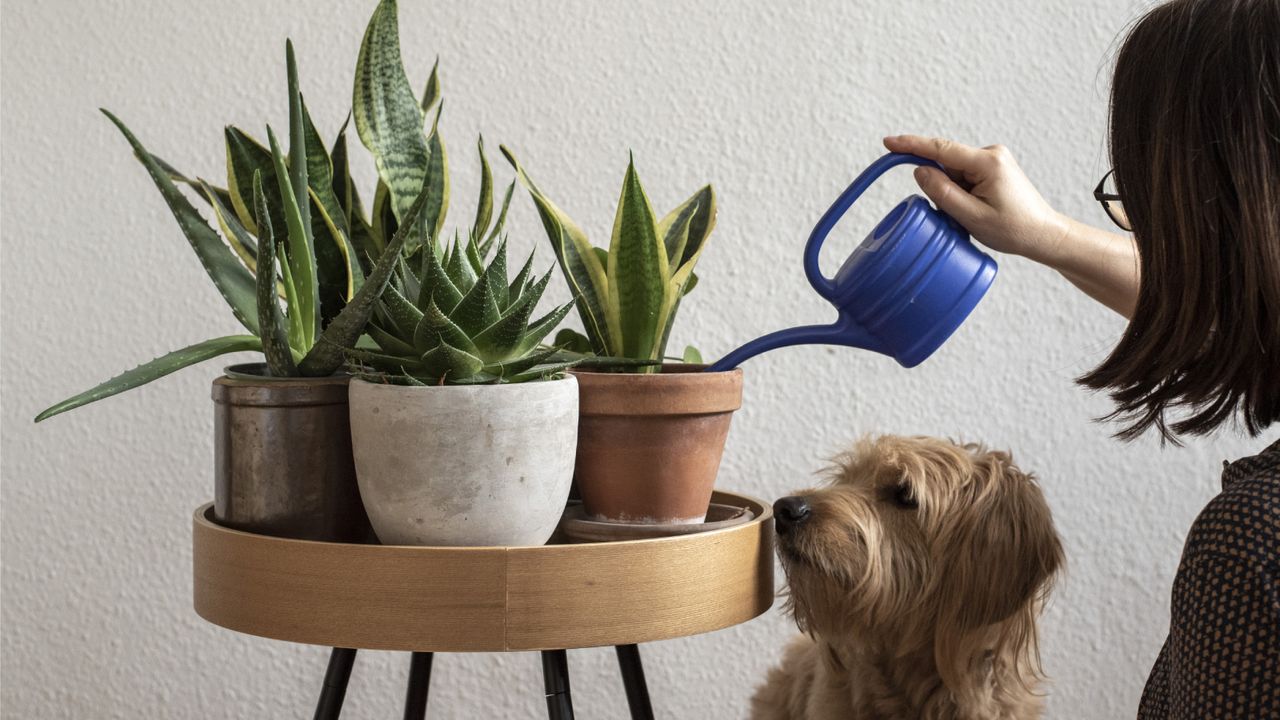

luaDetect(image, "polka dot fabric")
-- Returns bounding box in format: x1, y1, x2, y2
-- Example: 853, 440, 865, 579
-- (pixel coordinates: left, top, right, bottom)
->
1138, 438, 1280, 720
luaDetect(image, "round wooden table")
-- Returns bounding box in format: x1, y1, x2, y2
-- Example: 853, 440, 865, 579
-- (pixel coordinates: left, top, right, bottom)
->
192, 490, 775, 719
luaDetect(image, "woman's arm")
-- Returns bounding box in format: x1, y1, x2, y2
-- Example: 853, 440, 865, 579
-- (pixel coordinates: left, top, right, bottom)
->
882, 135, 1140, 318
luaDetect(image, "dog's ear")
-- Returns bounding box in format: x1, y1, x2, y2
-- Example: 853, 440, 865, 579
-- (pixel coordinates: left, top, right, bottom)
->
931, 449, 1064, 694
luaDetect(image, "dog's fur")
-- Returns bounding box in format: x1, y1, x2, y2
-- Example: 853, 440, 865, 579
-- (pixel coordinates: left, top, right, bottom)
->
752, 436, 1064, 720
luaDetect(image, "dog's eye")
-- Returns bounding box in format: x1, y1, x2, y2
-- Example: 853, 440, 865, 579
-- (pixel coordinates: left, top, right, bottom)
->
891, 483, 918, 509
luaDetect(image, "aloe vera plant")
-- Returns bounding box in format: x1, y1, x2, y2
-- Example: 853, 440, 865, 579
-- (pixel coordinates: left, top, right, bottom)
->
34, 41, 425, 422
501, 149, 717, 370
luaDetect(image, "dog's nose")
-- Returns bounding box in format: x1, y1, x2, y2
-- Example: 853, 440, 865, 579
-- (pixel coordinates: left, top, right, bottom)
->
773, 496, 812, 534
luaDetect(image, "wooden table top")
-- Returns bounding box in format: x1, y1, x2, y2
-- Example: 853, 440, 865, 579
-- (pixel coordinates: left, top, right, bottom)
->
192, 491, 775, 652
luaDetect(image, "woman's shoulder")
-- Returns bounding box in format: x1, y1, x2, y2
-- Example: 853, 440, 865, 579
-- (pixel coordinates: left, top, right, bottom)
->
1182, 439, 1280, 568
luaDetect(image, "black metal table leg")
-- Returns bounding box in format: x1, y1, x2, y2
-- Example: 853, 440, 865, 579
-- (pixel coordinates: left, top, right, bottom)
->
403, 652, 434, 719
615, 644, 655, 720
541, 649, 575, 720
313, 648, 357, 720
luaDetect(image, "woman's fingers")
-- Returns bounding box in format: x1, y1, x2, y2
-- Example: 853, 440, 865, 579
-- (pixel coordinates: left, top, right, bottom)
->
883, 135, 989, 173
912, 166, 986, 228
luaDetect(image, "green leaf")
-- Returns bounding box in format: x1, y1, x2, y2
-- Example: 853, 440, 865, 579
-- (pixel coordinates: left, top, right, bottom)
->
682, 271, 699, 296
479, 180, 515, 258
420, 57, 441, 116
224, 126, 282, 235
445, 371, 501, 385
297, 177, 436, 376
418, 244, 463, 314
473, 286, 539, 358
285, 41, 312, 244
505, 360, 578, 384
488, 345, 559, 377
366, 322, 417, 356
381, 283, 425, 337
310, 190, 356, 324
658, 185, 716, 269
34, 335, 263, 422
153, 155, 234, 211
414, 300, 480, 356
353, 0, 429, 237
552, 351, 660, 370
513, 301, 575, 356
102, 110, 259, 336
201, 180, 260, 274
449, 269, 499, 336
302, 94, 363, 295
507, 250, 535, 299
501, 146, 614, 353
420, 107, 450, 251
420, 340, 484, 381
487, 238, 509, 308
656, 236, 711, 360
648, 198, 698, 355
465, 233, 484, 276
252, 172, 299, 377
506, 268, 552, 321
652, 188, 715, 359
657, 201, 696, 282
370, 180, 395, 257
267, 126, 320, 348
344, 346, 425, 373
608, 156, 666, 361
396, 254, 419, 301
473, 136, 494, 243
443, 235, 478, 292
331, 120, 379, 274
682, 345, 703, 364
553, 328, 594, 355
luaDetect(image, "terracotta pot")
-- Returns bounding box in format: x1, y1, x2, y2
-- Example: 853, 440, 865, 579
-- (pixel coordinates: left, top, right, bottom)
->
212, 363, 373, 543
571, 364, 743, 524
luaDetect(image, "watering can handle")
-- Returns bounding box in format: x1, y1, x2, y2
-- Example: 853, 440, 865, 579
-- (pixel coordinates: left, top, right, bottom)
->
803, 153, 944, 300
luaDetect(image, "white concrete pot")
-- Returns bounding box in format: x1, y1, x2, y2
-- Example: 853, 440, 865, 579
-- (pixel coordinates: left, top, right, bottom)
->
348, 376, 578, 547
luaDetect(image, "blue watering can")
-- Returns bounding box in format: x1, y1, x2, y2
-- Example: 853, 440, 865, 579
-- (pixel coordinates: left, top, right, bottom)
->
707, 153, 998, 372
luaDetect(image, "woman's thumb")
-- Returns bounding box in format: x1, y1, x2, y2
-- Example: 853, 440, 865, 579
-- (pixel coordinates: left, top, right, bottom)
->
913, 166, 984, 228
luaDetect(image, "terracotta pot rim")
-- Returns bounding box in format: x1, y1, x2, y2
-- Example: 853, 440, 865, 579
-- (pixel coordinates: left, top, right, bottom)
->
572, 363, 742, 416
570, 362, 741, 377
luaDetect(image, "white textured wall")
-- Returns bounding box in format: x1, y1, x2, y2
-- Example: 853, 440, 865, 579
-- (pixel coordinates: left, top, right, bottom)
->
2, 1, 1268, 718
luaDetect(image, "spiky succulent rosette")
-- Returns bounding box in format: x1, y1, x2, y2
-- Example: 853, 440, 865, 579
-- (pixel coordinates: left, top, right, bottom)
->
350, 233, 577, 385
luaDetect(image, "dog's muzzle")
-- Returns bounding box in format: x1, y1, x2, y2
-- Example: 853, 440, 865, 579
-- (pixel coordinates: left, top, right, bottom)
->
773, 496, 812, 535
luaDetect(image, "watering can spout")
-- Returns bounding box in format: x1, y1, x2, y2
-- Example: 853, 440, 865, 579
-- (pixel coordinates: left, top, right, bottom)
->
706, 317, 882, 372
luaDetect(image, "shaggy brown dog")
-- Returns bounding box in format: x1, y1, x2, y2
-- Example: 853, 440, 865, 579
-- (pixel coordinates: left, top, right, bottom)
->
752, 436, 1064, 720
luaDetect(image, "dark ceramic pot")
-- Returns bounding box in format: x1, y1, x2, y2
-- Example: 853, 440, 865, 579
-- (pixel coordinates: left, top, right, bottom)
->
212, 363, 373, 542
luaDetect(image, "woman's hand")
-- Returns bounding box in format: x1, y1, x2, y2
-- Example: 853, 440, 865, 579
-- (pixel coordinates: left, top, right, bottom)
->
883, 134, 1139, 318
882, 135, 1069, 264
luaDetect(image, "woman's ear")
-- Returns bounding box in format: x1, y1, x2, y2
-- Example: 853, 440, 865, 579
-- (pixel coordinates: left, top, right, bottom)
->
931, 450, 1064, 694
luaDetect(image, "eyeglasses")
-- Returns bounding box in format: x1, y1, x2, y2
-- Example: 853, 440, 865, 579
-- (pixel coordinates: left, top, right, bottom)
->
1094, 169, 1131, 231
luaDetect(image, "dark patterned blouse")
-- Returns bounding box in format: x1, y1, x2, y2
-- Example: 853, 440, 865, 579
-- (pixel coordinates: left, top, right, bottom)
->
1138, 438, 1280, 719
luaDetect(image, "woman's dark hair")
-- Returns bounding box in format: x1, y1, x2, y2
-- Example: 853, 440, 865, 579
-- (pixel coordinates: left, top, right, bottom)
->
1080, 0, 1280, 442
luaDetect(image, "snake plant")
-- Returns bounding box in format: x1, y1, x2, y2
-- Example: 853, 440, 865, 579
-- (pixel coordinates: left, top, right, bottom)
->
34, 41, 425, 422
501, 149, 717, 370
